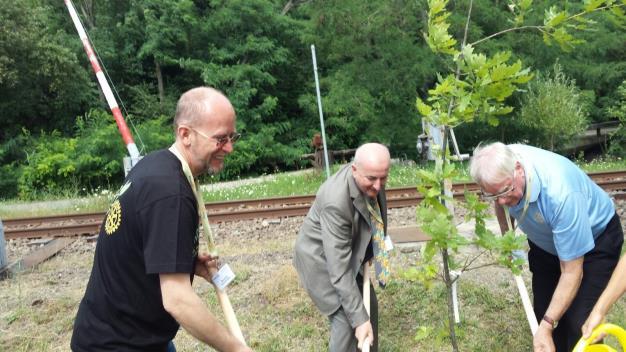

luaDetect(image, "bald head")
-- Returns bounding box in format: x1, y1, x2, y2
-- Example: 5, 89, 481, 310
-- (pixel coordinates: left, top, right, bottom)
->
353, 143, 391, 169
352, 143, 390, 198
174, 87, 234, 131
172, 87, 237, 176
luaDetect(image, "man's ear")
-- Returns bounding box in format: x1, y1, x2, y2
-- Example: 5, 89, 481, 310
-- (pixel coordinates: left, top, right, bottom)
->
176, 125, 193, 146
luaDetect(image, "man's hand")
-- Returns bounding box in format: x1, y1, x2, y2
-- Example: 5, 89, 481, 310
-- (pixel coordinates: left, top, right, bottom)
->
533, 322, 555, 352
581, 310, 606, 341
235, 345, 253, 352
355, 320, 373, 350
195, 253, 219, 282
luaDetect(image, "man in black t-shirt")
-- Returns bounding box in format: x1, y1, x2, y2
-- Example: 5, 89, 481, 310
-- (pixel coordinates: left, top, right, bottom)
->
71, 87, 251, 352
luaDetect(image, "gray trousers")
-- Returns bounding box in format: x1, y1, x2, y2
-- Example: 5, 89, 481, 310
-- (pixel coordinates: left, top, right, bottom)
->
328, 276, 378, 352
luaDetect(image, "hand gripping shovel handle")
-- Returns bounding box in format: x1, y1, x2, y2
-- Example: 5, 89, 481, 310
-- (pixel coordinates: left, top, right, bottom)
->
216, 288, 247, 345
362, 262, 371, 352
209, 261, 246, 346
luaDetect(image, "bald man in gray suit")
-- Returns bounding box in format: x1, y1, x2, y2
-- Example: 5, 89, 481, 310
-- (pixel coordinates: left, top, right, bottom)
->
294, 143, 390, 352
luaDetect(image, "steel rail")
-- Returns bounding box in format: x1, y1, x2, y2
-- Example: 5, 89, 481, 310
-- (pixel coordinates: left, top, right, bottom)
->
6, 170, 623, 226
5, 171, 626, 239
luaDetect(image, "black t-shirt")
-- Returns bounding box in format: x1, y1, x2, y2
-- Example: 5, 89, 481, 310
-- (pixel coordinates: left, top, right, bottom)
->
71, 150, 199, 351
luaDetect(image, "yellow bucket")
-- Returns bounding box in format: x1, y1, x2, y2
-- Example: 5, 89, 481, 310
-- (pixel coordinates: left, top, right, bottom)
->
572, 323, 626, 352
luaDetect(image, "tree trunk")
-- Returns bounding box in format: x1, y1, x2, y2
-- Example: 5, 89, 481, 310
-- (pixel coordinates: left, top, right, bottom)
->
442, 248, 460, 352
439, 127, 459, 351
79, 0, 95, 29
155, 60, 164, 106
281, 0, 309, 15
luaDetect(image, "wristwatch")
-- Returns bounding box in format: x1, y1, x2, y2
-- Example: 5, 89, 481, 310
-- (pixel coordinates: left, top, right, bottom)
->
542, 315, 558, 329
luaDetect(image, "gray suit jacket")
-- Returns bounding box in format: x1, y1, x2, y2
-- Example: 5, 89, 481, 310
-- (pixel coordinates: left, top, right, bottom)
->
293, 164, 388, 328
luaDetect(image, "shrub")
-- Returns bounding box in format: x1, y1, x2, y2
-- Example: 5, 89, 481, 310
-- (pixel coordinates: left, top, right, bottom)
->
17, 109, 174, 199
607, 80, 626, 157
517, 63, 589, 152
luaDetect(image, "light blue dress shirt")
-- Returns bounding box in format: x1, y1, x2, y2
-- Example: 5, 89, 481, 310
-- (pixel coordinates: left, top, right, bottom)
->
507, 144, 614, 261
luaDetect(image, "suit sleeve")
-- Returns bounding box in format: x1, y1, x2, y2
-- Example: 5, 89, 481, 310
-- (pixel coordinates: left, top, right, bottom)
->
320, 203, 369, 328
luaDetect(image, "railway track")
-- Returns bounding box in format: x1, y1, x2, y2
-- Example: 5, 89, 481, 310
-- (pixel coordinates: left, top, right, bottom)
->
4, 170, 626, 240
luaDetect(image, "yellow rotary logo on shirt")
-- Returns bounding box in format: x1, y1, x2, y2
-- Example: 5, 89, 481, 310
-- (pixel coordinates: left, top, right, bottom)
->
104, 181, 131, 235
104, 200, 121, 235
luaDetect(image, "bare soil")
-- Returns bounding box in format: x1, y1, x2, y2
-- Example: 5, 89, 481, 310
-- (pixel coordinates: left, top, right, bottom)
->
1, 199, 624, 351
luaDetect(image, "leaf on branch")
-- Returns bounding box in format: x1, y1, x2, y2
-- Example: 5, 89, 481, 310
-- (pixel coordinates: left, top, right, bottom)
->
416, 97, 433, 117
486, 51, 512, 68
609, 5, 625, 19
425, 0, 458, 55
494, 106, 514, 115
487, 115, 500, 126
442, 162, 457, 180
513, 67, 534, 84
402, 261, 438, 288
519, 0, 533, 11
544, 6, 569, 28
584, 0, 606, 12
430, 75, 456, 96
428, 0, 448, 15
552, 27, 580, 51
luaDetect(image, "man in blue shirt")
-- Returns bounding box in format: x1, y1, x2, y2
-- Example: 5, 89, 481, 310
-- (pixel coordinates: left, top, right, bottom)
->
470, 142, 623, 352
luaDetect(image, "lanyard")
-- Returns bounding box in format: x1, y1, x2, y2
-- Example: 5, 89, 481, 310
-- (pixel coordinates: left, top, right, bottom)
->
169, 144, 217, 255
504, 160, 532, 232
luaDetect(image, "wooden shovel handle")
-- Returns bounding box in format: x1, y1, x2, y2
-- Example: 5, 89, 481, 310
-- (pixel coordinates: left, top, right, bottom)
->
362, 262, 371, 352
216, 288, 247, 345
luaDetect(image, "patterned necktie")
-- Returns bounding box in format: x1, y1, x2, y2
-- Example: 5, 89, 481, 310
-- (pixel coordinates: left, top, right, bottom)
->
366, 198, 390, 287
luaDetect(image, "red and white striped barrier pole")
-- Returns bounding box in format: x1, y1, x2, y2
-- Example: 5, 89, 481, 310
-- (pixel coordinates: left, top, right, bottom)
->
64, 0, 140, 162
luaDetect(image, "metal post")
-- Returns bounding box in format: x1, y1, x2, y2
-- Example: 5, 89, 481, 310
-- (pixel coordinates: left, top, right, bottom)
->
451, 270, 461, 324
0, 219, 6, 270
310, 45, 331, 179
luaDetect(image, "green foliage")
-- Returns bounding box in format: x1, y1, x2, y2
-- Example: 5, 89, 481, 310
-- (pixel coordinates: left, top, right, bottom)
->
0, 163, 21, 200
196, 0, 311, 175
18, 131, 81, 199
607, 80, 626, 156
17, 109, 173, 199
417, 46, 532, 129
300, 0, 434, 154
517, 63, 589, 152
424, 0, 458, 55
130, 113, 175, 153
0, 0, 623, 199
0, 133, 32, 199
0, 0, 96, 136
510, 1, 625, 124
125, 84, 178, 123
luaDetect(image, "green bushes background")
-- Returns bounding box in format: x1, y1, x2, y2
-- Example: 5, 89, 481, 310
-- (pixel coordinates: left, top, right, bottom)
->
0, 0, 624, 200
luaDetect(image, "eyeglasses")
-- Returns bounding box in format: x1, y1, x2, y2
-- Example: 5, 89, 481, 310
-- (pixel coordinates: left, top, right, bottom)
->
480, 184, 516, 202
190, 127, 241, 146
480, 171, 516, 202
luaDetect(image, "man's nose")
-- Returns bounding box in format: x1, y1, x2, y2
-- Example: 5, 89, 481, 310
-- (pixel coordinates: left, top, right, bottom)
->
497, 196, 507, 206
222, 140, 234, 153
